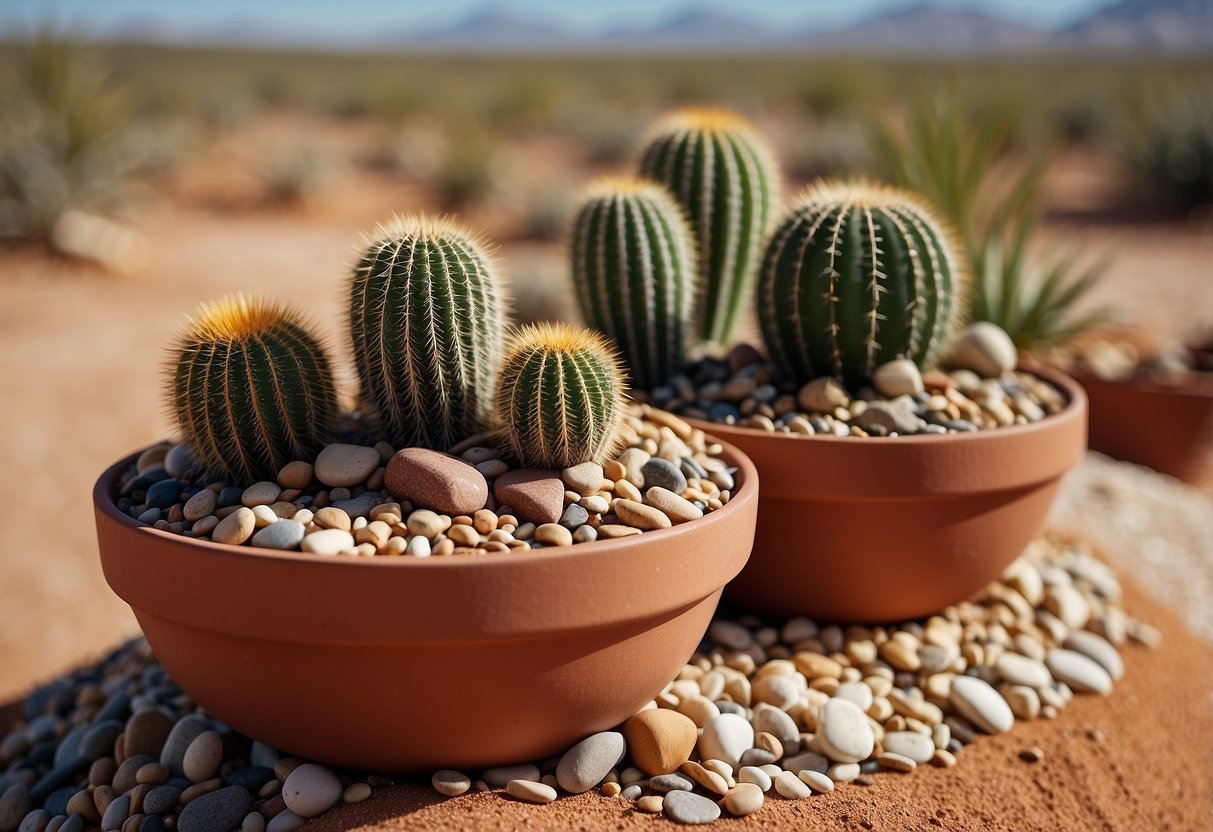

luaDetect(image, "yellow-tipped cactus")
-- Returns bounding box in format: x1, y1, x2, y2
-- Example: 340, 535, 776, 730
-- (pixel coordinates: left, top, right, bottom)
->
168, 295, 337, 483
349, 215, 508, 450
495, 323, 626, 469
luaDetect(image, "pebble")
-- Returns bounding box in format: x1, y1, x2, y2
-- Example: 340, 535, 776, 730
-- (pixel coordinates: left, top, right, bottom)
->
240, 482, 281, 508
80, 721, 124, 761
481, 765, 540, 788
995, 652, 1053, 689
300, 529, 355, 556
264, 811, 304, 832
17, 810, 48, 832
164, 445, 195, 478
662, 791, 720, 825
533, 524, 572, 547
1063, 631, 1124, 681
721, 783, 763, 817
877, 752, 917, 773
797, 770, 834, 793
182, 491, 216, 523
493, 469, 564, 525
949, 676, 1015, 734
815, 698, 875, 763
312, 507, 351, 532
1019, 746, 1045, 764
211, 508, 256, 546
504, 780, 556, 805
250, 520, 304, 551
635, 795, 664, 813
645, 488, 702, 524
182, 732, 222, 783
160, 717, 210, 778
623, 710, 698, 776
640, 459, 686, 494
949, 322, 1018, 377
177, 787, 252, 832
773, 771, 811, 799
737, 766, 772, 791
797, 377, 849, 413
281, 765, 342, 818
648, 774, 693, 794
873, 359, 925, 398
384, 448, 487, 516
697, 714, 753, 770
613, 500, 672, 531
0, 785, 31, 832
276, 462, 314, 490
313, 444, 380, 488
430, 771, 470, 797
342, 784, 370, 804
1045, 650, 1113, 695
881, 732, 935, 764
100, 795, 129, 832
561, 463, 605, 496
140, 788, 180, 817
556, 732, 625, 794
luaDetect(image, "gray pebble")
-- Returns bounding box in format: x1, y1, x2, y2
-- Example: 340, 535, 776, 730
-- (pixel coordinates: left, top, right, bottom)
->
164, 445, 195, 479
17, 810, 49, 832
640, 459, 686, 494
1063, 631, 1124, 681
138, 817, 165, 832
620, 784, 643, 801
79, 721, 124, 761
559, 504, 589, 530
0, 784, 32, 832
663, 791, 720, 825
648, 773, 694, 794
160, 716, 211, 778
251, 520, 305, 551
53, 727, 86, 768
100, 795, 129, 832
58, 816, 83, 832
113, 756, 154, 794
141, 787, 181, 816
177, 786, 253, 832
330, 494, 378, 520
124, 711, 174, 760
556, 732, 625, 794
264, 811, 304, 832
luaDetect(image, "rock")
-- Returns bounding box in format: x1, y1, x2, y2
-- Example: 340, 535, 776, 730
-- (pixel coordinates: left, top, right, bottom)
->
145, 480, 184, 511
640, 459, 686, 494
721, 783, 763, 817
561, 463, 605, 496
949, 675, 1015, 734
79, 721, 124, 761
774, 771, 811, 799
613, 500, 672, 531
493, 469, 564, 525
183, 491, 217, 523
816, 698, 875, 763
177, 787, 252, 832
1063, 631, 1124, 681
330, 493, 379, 520
430, 771, 470, 797
0, 784, 31, 832
281, 765, 341, 818
250, 521, 304, 551
995, 652, 1053, 689
124, 712, 174, 760
1045, 585, 1090, 630
623, 710, 698, 776
241, 813, 265, 832
752, 704, 798, 752
182, 732, 222, 783
881, 732, 934, 764
17, 809, 49, 832
833, 681, 873, 711
100, 795, 128, 832
558, 504, 589, 530
1046, 649, 1113, 695
264, 811, 303, 832
635, 795, 664, 813
481, 765, 539, 788
240, 482, 281, 508
212, 508, 256, 546
556, 732, 625, 794
504, 780, 556, 805
140, 787, 180, 816
856, 399, 922, 435
276, 462, 314, 490
533, 524, 572, 547
384, 449, 487, 516
160, 717, 211, 778
645, 488, 702, 524
948, 322, 1018, 378
877, 752, 917, 772
737, 766, 772, 792
662, 791, 720, 825
164, 445, 195, 479
648, 774, 694, 794
224, 768, 274, 795
872, 359, 925, 398
797, 377, 849, 413
697, 714, 753, 770
300, 529, 355, 556
313, 445, 380, 488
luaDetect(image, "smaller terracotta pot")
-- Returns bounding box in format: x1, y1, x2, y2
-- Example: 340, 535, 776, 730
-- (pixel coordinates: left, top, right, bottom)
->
1073, 368, 1213, 486
686, 365, 1087, 622
94, 441, 758, 773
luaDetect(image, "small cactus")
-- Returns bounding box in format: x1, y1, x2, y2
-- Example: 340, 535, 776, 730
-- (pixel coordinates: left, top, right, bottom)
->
495, 323, 626, 469
168, 295, 337, 483
638, 107, 780, 347
569, 177, 696, 391
756, 180, 966, 388
349, 215, 507, 450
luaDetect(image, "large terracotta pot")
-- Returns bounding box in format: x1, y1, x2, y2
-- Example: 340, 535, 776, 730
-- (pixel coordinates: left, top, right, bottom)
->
1073, 368, 1213, 486
93, 441, 758, 773
686, 365, 1086, 622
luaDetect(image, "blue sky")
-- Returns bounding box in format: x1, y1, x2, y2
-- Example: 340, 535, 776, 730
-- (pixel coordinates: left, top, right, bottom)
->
0, 0, 1124, 40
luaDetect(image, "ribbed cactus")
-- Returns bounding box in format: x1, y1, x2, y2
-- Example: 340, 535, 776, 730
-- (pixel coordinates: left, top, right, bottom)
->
757, 180, 965, 388
349, 215, 507, 450
570, 177, 695, 391
638, 107, 780, 347
495, 323, 626, 469
168, 295, 337, 483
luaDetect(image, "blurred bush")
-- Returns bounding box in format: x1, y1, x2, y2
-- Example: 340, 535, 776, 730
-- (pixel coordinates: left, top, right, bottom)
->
258, 144, 335, 205
1116, 84, 1213, 216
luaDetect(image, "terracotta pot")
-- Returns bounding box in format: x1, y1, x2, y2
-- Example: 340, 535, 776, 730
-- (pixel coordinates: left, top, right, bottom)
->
685, 365, 1086, 622
1072, 368, 1213, 486
93, 441, 758, 773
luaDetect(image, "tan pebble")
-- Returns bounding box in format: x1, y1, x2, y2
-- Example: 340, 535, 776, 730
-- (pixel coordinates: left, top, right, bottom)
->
1019, 746, 1045, 763
534, 523, 573, 546
644, 487, 702, 524
183, 490, 216, 522
180, 778, 222, 805
931, 749, 957, 767
636, 796, 664, 813
314, 444, 380, 488
603, 459, 626, 481
431, 770, 470, 797
798, 770, 834, 793
794, 652, 843, 679
680, 761, 728, 796
66, 790, 100, 823
250, 505, 279, 528
405, 509, 447, 538
722, 782, 763, 816
614, 499, 672, 531
879, 637, 921, 672
623, 709, 698, 775
342, 783, 371, 803
472, 509, 497, 535
301, 529, 355, 556
213, 507, 256, 545
183, 731, 222, 783
600, 782, 621, 797
276, 461, 314, 490
562, 463, 605, 496
773, 770, 811, 799
579, 494, 610, 514
597, 524, 642, 539
877, 752, 916, 772
241, 482, 282, 507
505, 780, 556, 804
446, 525, 480, 547
136, 763, 169, 786
354, 520, 391, 548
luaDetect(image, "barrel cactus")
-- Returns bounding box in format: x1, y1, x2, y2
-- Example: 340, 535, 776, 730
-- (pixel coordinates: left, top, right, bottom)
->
757, 180, 966, 388
638, 107, 780, 347
168, 295, 337, 483
569, 177, 695, 391
349, 215, 507, 450
495, 323, 626, 469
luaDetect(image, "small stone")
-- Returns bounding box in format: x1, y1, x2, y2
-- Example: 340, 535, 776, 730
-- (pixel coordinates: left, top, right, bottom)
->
1019, 746, 1045, 764
276, 462, 314, 490
124, 712, 174, 760
648, 773, 694, 794
996, 652, 1053, 689
141, 787, 181, 816
856, 400, 922, 435
250, 521, 304, 551
797, 377, 849, 413
556, 732, 625, 794
645, 488, 702, 524
300, 529, 355, 556
623, 709, 698, 776
1063, 631, 1124, 681
614, 499, 672, 531
17, 809, 49, 832
679, 762, 727, 796
212, 508, 255, 546
161, 717, 211, 778
241, 814, 264, 832
240, 482, 281, 508
431, 771, 470, 797
534, 523, 572, 547
816, 698, 875, 763
872, 359, 924, 398
949, 675, 1015, 734
696, 714, 753, 770
264, 810, 304, 832
341, 784, 370, 804
881, 732, 934, 764
177, 787, 252, 832
100, 795, 128, 832
314, 445, 380, 488
559, 504, 589, 530
182, 732, 222, 783
481, 765, 539, 788
504, 780, 556, 805
312, 507, 351, 532
635, 795, 664, 813
182, 491, 216, 523
663, 791, 720, 825
384, 449, 487, 517
80, 721, 124, 761
281, 765, 341, 819
721, 783, 763, 817
948, 322, 1018, 378
493, 469, 564, 525
561, 463, 605, 496
797, 770, 834, 793
773, 771, 811, 799
616, 448, 650, 486
640, 459, 686, 494
0, 785, 31, 832
146, 480, 184, 510
877, 752, 917, 772
1046, 649, 1113, 695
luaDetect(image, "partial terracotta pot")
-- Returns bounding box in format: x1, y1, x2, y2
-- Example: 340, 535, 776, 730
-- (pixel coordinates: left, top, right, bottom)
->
1073, 368, 1213, 486
686, 365, 1086, 622
94, 441, 758, 773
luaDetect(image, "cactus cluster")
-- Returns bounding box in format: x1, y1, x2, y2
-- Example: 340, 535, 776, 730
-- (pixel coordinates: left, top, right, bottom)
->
756, 180, 965, 388
569, 177, 695, 391
168, 295, 337, 483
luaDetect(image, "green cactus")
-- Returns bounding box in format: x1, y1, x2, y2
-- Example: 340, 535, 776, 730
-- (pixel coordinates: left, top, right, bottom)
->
495, 323, 626, 469
756, 180, 966, 388
169, 295, 337, 483
569, 177, 695, 391
638, 107, 780, 347
349, 215, 507, 450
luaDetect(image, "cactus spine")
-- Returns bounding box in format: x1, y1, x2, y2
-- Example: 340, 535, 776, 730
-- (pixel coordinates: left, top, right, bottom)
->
495, 323, 626, 469
169, 295, 336, 483
756, 180, 965, 388
349, 215, 507, 450
570, 177, 695, 391
638, 107, 780, 347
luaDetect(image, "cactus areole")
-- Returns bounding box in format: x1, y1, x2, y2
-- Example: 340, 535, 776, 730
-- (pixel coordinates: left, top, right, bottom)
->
756, 180, 966, 389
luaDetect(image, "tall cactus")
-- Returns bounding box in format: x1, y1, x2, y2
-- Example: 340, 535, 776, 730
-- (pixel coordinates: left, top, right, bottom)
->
168, 295, 337, 484
638, 107, 780, 347
349, 215, 507, 450
495, 323, 626, 469
757, 180, 966, 388
570, 177, 695, 391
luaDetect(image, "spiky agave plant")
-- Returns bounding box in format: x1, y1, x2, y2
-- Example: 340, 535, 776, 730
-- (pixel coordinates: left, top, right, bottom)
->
168, 295, 337, 483
638, 107, 780, 346
569, 176, 695, 391
495, 323, 626, 469
348, 215, 507, 450
756, 180, 966, 388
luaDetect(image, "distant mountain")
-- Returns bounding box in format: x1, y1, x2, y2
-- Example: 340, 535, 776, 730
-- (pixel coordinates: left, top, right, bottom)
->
392, 7, 574, 48
802, 4, 1050, 51
604, 9, 775, 48
1064, 0, 1213, 49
